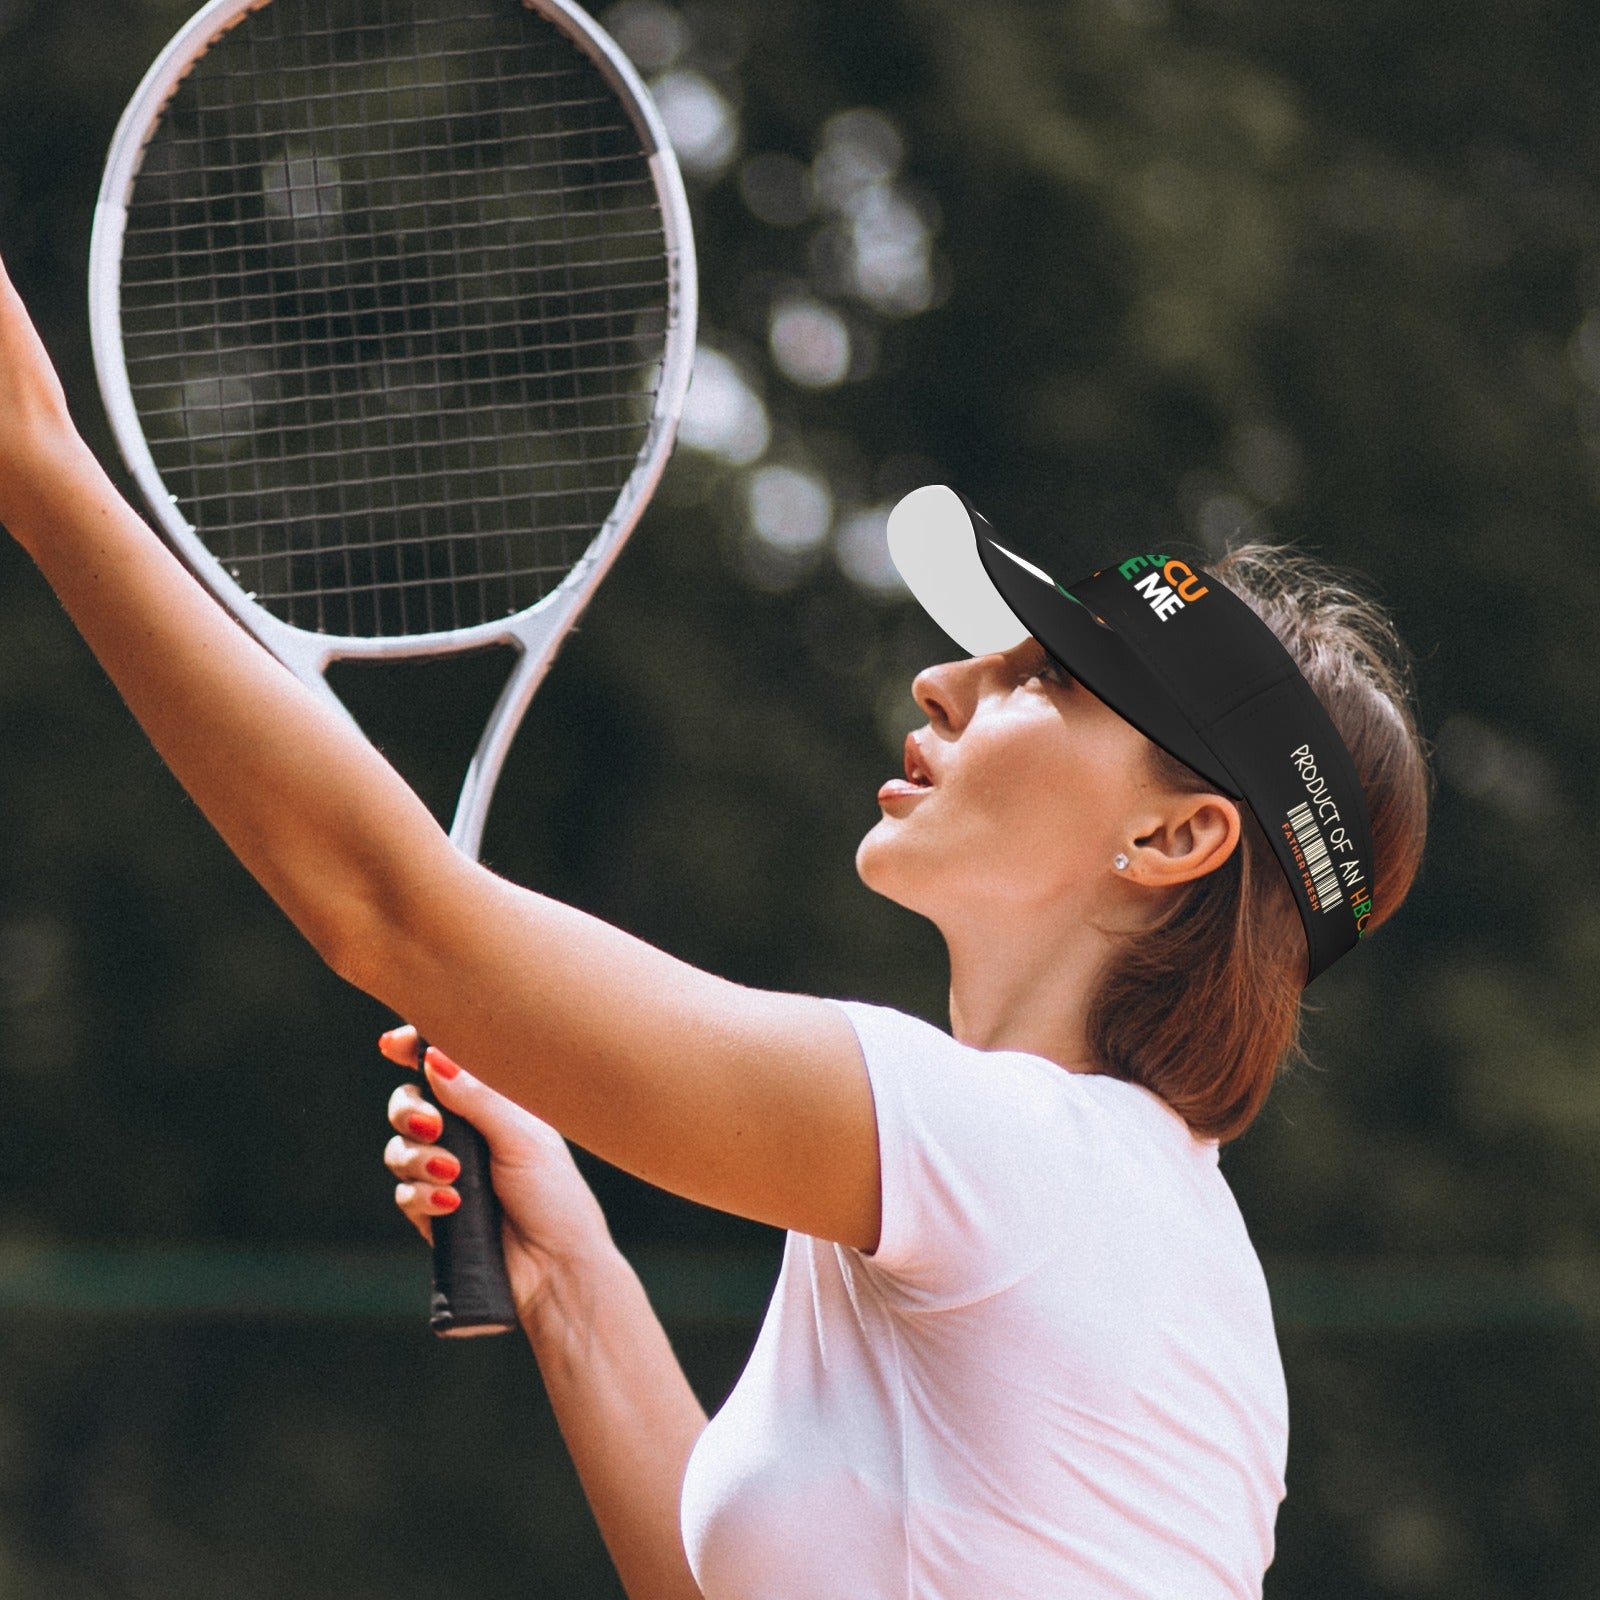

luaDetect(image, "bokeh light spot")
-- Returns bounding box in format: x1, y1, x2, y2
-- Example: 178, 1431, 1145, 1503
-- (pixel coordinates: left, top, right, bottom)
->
1194, 492, 1259, 555
748, 464, 833, 552
813, 108, 904, 207
679, 347, 769, 464
261, 145, 344, 238
651, 69, 738, 180
834, 505, 907, 595
769, 298, 851, 388
601, 0, 688, 73
1569, 311, 1600, 391
846, 185, 935, 315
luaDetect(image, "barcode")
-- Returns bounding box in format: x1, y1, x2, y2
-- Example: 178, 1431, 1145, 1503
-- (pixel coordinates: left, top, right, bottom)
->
1287, 802, 1343, 914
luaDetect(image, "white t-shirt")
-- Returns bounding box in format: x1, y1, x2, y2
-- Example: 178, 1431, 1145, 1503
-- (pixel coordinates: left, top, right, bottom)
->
679, 999, 1288, 1599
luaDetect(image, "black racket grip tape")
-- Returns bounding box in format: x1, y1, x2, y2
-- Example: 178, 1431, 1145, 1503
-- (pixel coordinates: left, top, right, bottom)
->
422, 1045, 518, 1337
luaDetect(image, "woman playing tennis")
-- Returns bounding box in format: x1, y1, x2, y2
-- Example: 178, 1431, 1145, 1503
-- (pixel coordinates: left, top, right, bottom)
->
0, 253, 1428, 1599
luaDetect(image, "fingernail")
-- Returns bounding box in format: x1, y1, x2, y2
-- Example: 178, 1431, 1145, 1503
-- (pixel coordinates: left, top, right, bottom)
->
378, 1028, 416, 1067
424, 1047, 461, 1080
433, 1189, 461, 1212
425, 1157, 458, 1181
408, 1113, 441, 1140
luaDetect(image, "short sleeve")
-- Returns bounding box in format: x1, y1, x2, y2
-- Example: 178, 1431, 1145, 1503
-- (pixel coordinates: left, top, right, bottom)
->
830, 998, 1098, 1310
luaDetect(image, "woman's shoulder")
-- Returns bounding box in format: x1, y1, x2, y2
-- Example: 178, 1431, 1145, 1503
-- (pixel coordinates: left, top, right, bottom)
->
828, 997, 1213, 1155
829, 998, 1076, 1123
823, 998, 1227, 1311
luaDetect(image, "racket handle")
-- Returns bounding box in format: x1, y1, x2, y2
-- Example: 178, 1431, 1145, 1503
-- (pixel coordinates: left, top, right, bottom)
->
421, 1040, 518, 1338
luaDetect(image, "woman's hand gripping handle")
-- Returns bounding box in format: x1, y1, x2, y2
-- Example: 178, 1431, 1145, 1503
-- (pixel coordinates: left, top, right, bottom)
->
380, 1026, 619, 1339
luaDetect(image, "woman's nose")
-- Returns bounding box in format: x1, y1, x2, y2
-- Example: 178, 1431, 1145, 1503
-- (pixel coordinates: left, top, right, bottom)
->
912, 655, 985, 733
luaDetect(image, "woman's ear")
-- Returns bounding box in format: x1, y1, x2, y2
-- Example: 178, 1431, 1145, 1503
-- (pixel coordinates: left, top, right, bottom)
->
1130, 793, 1241, 888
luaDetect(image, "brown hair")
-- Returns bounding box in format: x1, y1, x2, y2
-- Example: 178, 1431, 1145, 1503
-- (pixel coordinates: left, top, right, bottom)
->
1083, 541, 1434, 1143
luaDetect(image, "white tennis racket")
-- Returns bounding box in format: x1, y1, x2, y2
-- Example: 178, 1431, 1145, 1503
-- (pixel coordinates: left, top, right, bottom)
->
88, 0, 696, 1336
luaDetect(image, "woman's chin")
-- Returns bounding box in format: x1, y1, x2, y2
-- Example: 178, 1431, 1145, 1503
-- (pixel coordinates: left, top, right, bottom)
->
855, 820, 927, 908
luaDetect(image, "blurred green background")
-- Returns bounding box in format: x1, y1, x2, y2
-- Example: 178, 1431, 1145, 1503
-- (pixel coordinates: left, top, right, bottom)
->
2, 0, 1598, 1594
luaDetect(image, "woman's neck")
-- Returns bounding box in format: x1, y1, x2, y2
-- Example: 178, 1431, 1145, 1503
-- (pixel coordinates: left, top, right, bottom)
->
941, 908, 1113, 1075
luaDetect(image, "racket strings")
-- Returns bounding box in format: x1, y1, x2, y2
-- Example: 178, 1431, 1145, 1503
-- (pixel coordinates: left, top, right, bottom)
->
118, 0, 670, 639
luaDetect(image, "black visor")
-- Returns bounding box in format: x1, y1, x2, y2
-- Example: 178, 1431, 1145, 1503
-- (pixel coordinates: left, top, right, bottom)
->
892, 487, 1376, 986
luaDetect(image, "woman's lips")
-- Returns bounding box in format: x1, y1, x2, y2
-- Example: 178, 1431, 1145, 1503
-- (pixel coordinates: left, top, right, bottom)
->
882, 732, 935, 806
878, 778, 932, 806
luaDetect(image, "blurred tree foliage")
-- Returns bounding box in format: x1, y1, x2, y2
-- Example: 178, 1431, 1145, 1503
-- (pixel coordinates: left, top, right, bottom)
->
1, 0, 1598, 1595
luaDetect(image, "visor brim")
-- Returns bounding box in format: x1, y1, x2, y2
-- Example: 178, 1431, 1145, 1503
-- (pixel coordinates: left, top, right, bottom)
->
942, 490, 1244, 798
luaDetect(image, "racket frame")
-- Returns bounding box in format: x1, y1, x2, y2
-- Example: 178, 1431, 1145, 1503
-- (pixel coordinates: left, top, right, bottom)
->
86, 0, 697, 1336
88, 0, 698, 859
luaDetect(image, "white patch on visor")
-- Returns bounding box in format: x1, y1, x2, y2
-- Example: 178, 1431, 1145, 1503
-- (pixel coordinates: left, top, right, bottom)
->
886, 485, 1033, 655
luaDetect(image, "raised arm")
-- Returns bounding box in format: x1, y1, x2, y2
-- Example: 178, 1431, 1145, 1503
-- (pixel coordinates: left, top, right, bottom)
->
0, 254, 882, 1251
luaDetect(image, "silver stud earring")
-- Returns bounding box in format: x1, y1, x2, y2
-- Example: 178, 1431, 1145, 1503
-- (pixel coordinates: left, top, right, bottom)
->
1114, 852, 1130, 871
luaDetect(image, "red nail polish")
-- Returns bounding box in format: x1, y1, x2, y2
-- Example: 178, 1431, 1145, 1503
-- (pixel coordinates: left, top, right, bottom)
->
407, 1113, 440, 1140
434, 1189, 461, 1212
425, 1157, 458, 1181
425, 1047, 461, 1080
